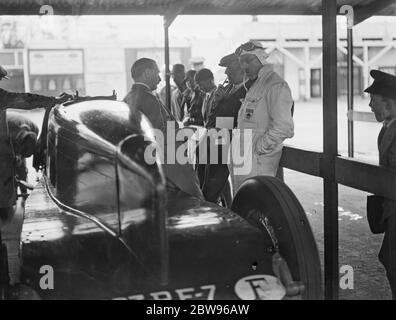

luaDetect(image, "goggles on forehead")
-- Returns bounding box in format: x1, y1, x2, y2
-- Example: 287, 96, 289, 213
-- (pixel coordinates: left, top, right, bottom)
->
235, 42, 263, 56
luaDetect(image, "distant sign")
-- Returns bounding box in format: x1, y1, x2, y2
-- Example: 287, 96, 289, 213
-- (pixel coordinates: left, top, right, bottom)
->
29, 50, 83, 75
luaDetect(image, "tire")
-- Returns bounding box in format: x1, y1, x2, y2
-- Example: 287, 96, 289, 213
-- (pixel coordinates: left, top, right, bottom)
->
231, 176, 323, 300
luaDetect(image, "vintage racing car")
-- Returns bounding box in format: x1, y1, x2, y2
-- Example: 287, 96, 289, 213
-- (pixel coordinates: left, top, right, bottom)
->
0, 97, 322, 300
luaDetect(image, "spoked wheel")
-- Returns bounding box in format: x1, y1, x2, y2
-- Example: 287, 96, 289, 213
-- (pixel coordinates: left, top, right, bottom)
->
231, 176, 322, 300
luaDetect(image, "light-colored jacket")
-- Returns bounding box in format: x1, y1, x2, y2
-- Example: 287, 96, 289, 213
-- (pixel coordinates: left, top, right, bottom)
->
230, 64, 294, 193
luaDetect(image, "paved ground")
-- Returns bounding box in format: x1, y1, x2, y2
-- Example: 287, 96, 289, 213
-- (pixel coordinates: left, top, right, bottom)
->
286, 96, 390, 300
13, 95, 391, 299
285, 169, 390, 300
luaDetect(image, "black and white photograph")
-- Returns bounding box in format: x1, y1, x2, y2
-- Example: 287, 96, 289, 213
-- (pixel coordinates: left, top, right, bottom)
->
1, 0, 396, 304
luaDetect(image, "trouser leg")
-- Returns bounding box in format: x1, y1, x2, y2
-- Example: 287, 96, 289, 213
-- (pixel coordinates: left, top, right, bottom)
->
202, 137, 231, 202
379, 214, 396, 299
202, 164, 230, 203
0, 207, 15, 226
195, 139, 207, 188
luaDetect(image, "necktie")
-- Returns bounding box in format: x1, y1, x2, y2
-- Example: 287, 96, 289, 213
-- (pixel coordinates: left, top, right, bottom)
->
224, 84, 234, 97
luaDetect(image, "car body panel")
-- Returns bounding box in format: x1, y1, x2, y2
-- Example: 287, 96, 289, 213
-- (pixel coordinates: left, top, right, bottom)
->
21, 180, 273, 300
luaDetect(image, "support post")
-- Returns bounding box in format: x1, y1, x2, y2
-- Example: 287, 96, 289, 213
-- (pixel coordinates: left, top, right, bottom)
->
160, 0, 190, 287
322, 0, 339, 300
164, 22, 171, 112
163, 1, 190, 113
347, 28, 354, 158
23, 49, 30, 92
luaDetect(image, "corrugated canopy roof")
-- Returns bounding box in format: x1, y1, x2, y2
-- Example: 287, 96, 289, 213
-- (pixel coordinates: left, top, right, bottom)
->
0, 0, 395, 23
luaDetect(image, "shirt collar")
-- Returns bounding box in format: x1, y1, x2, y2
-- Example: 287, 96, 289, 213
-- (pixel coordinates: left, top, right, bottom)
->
385, 117, 396, 128
133, 82, 153, 92
257, 63, 274, 79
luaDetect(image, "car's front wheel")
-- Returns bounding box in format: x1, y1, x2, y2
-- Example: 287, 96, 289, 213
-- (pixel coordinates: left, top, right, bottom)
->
231, 176, 322, 300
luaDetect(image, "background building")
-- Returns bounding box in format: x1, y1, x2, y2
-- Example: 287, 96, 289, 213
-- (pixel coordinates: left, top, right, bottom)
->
1, 15, 396, 101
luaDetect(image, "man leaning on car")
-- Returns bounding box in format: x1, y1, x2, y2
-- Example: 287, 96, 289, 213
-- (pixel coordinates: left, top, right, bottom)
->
0, 65, 71, 227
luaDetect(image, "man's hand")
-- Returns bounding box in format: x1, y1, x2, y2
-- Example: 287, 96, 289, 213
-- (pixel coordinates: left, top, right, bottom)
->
55, 92, 73, 104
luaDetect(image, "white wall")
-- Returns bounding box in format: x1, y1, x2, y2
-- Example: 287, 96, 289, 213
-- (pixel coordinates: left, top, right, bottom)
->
369, 47, 396, 68
84, 47, 126, 97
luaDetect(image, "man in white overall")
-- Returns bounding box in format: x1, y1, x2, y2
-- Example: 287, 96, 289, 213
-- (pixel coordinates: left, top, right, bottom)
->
230, 41, 294, 194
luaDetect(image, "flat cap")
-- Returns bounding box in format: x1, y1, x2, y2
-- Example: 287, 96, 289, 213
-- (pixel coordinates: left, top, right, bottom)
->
364, 70, 396, 100
218, 53, 238, 67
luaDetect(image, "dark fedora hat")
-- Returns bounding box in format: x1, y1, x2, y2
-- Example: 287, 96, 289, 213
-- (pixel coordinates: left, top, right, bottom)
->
364, 69, 396, 100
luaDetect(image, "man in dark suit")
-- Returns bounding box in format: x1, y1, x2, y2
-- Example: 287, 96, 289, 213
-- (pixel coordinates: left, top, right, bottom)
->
195, 68, 217, 127
202, 53, 251, 203
181, 70, 204, 126
124, 58, 203, 200
365, 69, 396, 299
